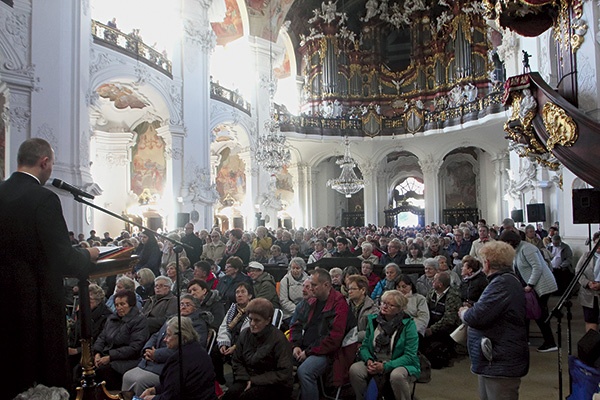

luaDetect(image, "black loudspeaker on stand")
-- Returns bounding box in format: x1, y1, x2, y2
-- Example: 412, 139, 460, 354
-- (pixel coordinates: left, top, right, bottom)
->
573, 189, 600, 224
511, 209, 524, 223
177, 212, 190, 228
547, 236, 600, 400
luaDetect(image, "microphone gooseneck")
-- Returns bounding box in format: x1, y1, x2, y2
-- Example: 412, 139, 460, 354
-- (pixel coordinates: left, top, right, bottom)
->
51, 178, 95, 199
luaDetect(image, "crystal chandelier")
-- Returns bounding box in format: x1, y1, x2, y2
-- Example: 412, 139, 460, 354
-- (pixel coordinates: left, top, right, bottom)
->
255, 103, 291, 175
254, 7, 291, 176
327, 137, 364, 198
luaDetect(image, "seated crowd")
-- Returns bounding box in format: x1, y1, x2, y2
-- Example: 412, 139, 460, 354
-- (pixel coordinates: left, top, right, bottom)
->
66, 218, 567, 399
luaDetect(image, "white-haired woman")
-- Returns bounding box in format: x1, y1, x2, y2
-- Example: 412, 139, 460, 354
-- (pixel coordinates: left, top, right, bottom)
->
358, 242, 380, 264
370, 263, 402, 303
278, 257, 309, 328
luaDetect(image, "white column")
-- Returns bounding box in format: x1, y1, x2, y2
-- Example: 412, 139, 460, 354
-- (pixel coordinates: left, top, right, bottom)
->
156, 125, 180, 230
239, 151, 258, 229
309, 167, 320, 228
180, 0, 217, 230
492, 152, 510, 223
297, 162, 310, 228
90, 130, 134, 234
30, 0, 92, 231
2, 87, 32, 174
0, 1, 34, 174
419, 155, 443, 224
360, 161, 378, 225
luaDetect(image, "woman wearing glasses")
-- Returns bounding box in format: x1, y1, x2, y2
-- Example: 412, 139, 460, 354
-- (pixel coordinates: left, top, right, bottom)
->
346, 274, 379, 341
349, 290, 420, 400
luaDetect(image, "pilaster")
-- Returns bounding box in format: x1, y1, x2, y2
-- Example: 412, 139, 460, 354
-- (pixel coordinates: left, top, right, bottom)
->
419, 154, 443, 225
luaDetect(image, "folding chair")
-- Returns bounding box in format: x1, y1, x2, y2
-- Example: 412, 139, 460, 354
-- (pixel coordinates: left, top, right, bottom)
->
273, 308, 284, 329
207, 328, 217, 354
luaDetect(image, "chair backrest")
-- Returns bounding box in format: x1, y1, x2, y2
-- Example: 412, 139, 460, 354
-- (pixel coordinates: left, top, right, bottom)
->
272, 308, 284, 329
207, 328, 216, 354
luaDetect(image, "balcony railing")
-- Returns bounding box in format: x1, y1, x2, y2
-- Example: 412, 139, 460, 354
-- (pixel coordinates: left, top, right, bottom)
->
210, 81, 252, 116
278, 90, 506, 137
91, 20, 172, 78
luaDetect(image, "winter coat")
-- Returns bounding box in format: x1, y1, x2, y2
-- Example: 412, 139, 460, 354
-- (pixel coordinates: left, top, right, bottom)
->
92, 306, 149, 374
252, 271, 281, 308
232, 324, 293, 389
357, 314, 421, 378
278, 271, 308, 319
514, 241, 557, 297
154, 341, 217, 400
289, 289, 353, 357
137, 309, 210, 376
425, 287, 461, 335
350, 296, 379, 341
142, 292, 179, 335
200, 289, 226, 330
459, 270, 488, 303
462, 271, 529, 378
404, 293, 430, 336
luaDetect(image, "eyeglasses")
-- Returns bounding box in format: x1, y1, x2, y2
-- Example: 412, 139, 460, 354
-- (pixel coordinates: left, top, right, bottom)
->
381, 302, 398, 308
180, 302, 195, 308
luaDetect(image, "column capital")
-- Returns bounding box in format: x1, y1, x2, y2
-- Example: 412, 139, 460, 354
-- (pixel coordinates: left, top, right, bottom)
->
419, 155, 443, 175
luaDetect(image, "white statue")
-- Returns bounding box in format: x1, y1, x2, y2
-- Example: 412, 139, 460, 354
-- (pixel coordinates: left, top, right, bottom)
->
333, 99, 343, 118
464, 82, 477, 102
364, 0, 379, 21
449, 85, 463, 106
322, 0, 337, 23
519, 89, 537, 120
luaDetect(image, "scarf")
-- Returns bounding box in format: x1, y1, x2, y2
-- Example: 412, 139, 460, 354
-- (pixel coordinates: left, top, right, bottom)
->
351, 299, 365, 321
384, 276, 400, 291
225, 239, 241, 257
228, 304, 247, 331
374, 312, 405, 355
312, 249, 327, 261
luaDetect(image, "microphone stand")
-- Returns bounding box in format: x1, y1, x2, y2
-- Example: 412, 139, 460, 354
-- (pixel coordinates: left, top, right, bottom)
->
68, 194, 192, 399
546, 235, 600, 400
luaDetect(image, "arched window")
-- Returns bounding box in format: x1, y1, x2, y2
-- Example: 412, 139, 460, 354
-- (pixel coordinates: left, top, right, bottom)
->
393, 177, 425, 227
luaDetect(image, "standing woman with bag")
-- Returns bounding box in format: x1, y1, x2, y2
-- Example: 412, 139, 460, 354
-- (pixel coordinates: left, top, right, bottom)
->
458, 240, 529, 400
500, 230, 558, 352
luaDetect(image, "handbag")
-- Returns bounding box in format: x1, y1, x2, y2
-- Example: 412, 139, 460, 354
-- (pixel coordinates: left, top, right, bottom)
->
525, 290, 542, 320
365, 377, 379, 400
417, 351, 432, 383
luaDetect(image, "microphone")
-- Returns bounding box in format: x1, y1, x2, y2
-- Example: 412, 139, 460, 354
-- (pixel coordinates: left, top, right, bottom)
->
52, 178, 95, 199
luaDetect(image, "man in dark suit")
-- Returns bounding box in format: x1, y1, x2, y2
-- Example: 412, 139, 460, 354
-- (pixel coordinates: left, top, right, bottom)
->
181, 222, 203, 264
0, 138, 99, 398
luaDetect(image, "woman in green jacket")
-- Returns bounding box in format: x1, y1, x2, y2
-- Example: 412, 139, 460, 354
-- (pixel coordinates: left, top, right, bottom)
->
349, 290, 420, 400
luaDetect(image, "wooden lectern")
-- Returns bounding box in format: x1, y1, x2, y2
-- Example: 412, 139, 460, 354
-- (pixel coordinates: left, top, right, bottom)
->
75, 252, 138, 400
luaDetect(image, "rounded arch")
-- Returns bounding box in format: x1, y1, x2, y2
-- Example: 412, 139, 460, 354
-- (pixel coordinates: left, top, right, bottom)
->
89, 53, 176, 127
209, 104, 254, 149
